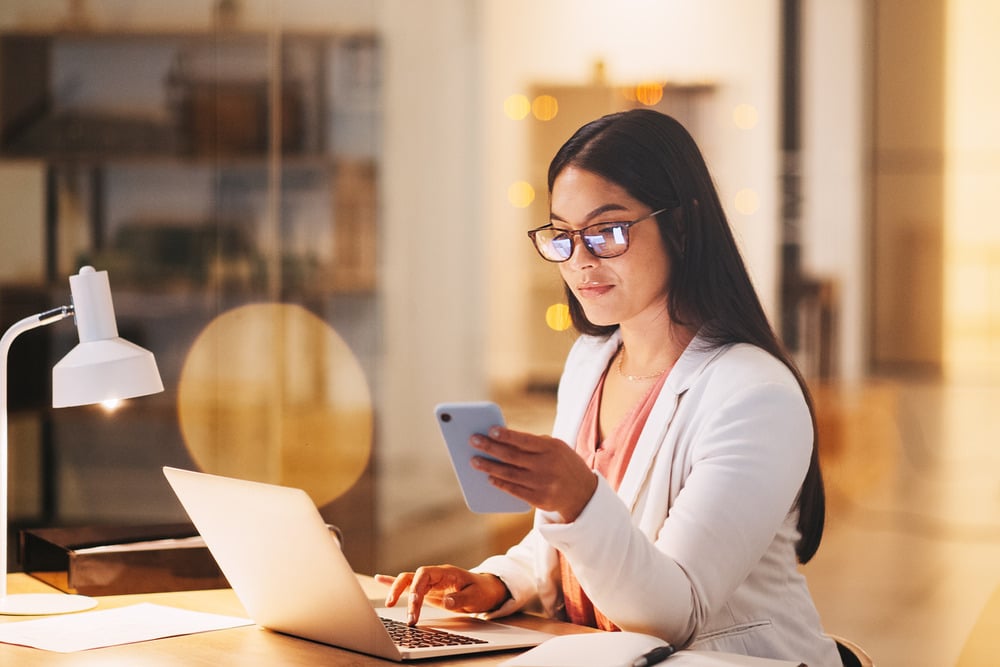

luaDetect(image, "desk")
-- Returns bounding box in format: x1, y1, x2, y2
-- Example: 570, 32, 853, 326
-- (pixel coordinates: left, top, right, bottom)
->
1, 573, 587, 666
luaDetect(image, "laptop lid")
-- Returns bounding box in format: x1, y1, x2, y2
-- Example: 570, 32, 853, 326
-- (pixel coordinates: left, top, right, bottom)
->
162, 466, 551, 661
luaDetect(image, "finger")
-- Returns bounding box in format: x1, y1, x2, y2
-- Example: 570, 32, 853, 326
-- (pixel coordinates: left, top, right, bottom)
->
380, 572, 414, 607
470, 435, 531, 470
407, 567, 441, 625
487, 426, 546, 452
477, 428, 564, 466
484, 472, 537, 504
374, 573, 400, 605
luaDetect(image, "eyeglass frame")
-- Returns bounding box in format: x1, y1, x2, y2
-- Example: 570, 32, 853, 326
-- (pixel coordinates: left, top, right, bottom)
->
526, 206, 673, 263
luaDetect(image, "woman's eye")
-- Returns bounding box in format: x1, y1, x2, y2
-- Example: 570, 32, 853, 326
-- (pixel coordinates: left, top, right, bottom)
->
595, 223, 626, 239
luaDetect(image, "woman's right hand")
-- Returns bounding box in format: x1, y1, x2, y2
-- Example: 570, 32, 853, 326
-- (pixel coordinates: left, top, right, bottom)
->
375, 565, 510, 625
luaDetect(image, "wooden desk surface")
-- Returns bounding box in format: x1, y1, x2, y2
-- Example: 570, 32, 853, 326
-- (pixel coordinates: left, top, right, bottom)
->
1, 573, 587, 666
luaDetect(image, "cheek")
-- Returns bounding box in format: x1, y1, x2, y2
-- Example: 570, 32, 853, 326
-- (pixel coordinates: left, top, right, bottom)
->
558, 263, 588, 291
627, 253, 671, 301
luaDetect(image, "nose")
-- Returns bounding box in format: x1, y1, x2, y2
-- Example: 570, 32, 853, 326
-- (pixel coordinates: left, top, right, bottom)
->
564, 234, 596, 269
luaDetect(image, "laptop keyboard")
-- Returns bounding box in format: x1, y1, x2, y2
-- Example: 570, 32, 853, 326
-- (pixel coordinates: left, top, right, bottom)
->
380, 616, 488, 649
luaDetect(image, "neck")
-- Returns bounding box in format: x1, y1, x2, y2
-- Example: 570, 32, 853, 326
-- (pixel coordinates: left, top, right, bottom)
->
618, 321, 695, 371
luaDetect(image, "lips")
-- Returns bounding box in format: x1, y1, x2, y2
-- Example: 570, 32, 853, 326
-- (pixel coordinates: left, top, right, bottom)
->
576, 280, 613, 298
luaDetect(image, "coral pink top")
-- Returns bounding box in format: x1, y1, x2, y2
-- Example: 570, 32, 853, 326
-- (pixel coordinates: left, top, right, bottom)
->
558, 362, 669, 630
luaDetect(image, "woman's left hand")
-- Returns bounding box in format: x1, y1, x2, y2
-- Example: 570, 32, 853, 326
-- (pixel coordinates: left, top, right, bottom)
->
470, 427, 597, 523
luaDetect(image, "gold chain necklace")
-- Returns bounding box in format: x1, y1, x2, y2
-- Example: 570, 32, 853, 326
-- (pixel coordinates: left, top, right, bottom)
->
616, 347, 667, 382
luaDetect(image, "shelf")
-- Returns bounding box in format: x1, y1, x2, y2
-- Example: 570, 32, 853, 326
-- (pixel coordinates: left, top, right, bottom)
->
0, 30, 379, 162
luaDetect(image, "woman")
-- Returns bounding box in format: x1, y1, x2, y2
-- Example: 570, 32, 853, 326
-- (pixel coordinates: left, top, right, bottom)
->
379, 109, 841, 666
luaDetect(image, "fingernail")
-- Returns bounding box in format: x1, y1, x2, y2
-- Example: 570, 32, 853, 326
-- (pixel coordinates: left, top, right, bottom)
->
407, 612, 416, 626
444, 596, 455, 609
489, 427, 501, 437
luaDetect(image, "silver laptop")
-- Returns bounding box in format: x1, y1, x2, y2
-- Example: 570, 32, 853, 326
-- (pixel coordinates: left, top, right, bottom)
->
162, 466, 551, 661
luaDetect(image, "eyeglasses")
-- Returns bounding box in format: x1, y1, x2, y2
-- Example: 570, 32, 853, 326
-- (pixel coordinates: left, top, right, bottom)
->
527, 208, 669, 263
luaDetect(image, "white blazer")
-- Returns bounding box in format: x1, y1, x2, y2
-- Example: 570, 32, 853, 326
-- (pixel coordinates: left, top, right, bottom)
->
475, 331, 841, 667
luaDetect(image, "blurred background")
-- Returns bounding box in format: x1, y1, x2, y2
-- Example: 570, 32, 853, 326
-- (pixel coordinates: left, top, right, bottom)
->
0, 1, 997, 664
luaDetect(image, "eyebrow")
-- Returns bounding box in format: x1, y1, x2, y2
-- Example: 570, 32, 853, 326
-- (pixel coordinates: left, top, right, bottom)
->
549, 203, 631, 226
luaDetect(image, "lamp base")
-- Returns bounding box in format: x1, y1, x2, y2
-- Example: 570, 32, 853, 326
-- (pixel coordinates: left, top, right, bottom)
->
0, 593, 97, 615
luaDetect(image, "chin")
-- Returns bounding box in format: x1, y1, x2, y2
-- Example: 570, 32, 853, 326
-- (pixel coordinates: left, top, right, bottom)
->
579, 307, 619, 328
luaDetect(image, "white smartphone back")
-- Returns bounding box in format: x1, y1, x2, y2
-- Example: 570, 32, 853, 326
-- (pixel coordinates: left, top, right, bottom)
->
435, 402, 531, 514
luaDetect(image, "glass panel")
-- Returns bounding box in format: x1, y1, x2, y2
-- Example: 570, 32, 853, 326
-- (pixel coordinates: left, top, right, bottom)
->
0, 22, 381, 571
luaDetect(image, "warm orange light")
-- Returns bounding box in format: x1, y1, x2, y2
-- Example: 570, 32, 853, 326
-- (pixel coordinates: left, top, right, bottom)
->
532, 95, 559, 121
545, 303, 572, 332
504, 94, 531, 120
635, 82, 664, 106
507, 181, 536, 208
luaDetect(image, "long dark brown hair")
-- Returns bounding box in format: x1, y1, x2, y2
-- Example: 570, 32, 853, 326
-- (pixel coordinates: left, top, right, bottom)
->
549, 109, 824, 563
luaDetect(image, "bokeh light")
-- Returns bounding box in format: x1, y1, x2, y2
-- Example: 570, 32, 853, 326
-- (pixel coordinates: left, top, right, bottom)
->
532, 94, 559, 121
734, 188, 760, 215
634, 82, 664, 106
504, 94, 531, 120
508, 181, 536, 208
545, 303, 572, 332
178, 303, 373, 506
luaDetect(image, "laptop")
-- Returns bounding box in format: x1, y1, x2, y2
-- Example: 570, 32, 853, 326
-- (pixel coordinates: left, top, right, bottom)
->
162, 466, 552, 661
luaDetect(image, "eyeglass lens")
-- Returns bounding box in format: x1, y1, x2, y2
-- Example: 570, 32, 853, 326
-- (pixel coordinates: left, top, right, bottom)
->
536, 223, 629, 261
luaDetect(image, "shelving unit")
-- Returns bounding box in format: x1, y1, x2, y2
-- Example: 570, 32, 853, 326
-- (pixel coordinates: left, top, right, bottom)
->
0, 28, 378, 287
0, 27, 381, 571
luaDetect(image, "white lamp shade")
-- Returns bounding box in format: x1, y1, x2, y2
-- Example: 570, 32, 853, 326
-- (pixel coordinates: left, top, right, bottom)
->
52, 338, 163, 408
51, 266, 164, 408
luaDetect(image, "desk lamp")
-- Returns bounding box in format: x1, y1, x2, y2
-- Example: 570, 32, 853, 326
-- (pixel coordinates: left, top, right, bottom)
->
0, 266, 163, 615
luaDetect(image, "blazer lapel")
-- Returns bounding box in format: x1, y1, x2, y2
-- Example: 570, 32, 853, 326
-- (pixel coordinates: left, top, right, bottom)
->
616, 335, 723, 510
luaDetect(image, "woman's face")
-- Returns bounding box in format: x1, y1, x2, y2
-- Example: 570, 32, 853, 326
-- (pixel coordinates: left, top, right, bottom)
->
550, 166, 672, 329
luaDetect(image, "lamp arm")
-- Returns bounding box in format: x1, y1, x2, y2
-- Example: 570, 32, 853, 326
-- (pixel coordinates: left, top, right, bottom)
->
1, 305, 74, 598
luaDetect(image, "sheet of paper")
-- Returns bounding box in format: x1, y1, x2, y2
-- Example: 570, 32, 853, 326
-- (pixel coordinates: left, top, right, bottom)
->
0, 602, 253, 653
74, 535, 207, 554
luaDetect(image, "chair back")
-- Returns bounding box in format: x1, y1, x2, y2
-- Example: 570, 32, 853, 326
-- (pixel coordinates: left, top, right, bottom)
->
831, 635, 874, 667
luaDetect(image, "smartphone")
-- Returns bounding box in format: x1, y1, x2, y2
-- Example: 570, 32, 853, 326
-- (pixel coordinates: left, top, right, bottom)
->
435, 402, 531, 514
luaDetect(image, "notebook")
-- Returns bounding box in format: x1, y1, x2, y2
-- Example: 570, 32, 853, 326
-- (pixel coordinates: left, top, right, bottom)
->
162, 466, 552, 661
